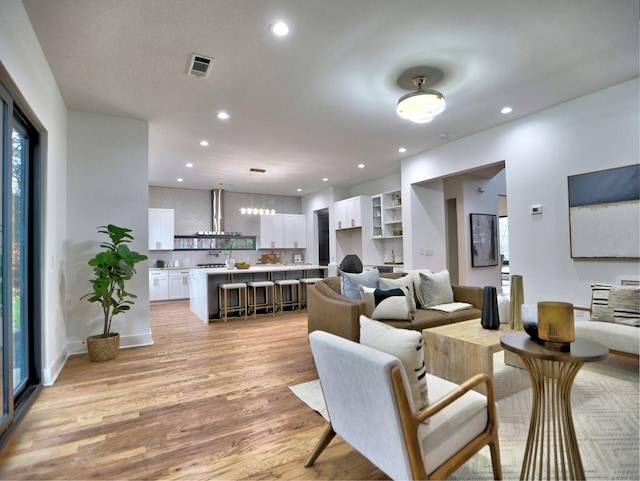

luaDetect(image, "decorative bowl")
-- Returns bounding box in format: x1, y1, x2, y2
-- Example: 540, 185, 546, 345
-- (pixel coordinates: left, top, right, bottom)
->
235, 263, 251, 269
523, 319, 539, 341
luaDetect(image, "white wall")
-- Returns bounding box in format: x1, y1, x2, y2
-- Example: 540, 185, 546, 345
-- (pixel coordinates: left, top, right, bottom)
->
403, 79, 640, 308
0, 0, 69, 385
66, 111, 152, 354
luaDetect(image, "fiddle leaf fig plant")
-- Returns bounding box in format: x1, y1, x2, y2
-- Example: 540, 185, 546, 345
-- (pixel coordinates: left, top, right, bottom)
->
81, 224, 148, 336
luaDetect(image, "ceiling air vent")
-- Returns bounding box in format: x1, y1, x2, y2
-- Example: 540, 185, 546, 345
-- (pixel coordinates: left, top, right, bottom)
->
187, 53, 214, 78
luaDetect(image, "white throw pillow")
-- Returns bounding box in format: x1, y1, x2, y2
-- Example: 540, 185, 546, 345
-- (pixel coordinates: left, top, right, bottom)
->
419, 270, 454, 307
405, 269, 433, 308
359, 315, 429, 411
359, 285, 412, 320
379, 274, 417, 312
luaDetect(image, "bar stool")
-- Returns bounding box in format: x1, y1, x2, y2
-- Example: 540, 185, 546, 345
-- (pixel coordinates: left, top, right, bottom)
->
246, 280, 276, 318
299, 277, 324, 309
218, 282, 248, 321
274, 278, 301, 313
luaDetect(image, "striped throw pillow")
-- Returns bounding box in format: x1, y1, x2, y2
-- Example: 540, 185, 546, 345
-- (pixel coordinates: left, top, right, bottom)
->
590, 283, 640, 327
610, 286, 640, 327
591, 283, 614, 322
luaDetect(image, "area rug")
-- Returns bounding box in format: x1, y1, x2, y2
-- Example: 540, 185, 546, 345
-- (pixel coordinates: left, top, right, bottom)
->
290, 352, 639, 480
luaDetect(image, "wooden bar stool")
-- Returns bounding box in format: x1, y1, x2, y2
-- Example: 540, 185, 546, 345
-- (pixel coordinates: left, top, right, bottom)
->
246, 280, 275, 318
299, 277, 324, 309
274, 279, 301, 313
218, 282, 248, 321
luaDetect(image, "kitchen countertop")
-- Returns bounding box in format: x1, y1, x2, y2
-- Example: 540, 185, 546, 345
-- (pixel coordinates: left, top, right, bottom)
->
193, 264, 327, 274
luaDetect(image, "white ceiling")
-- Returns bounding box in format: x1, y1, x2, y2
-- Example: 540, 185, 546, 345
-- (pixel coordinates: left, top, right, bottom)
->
22, 0, 639, 196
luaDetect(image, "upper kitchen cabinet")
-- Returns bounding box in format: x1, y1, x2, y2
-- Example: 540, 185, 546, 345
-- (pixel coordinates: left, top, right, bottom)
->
258, 214, 285, 249
259, 214, 306, 249
148, 208, 174, 250
334, 195, 368, 230
284, 214, 306, 249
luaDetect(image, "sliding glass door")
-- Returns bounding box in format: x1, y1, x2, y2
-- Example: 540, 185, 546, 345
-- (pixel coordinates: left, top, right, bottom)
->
0, 77, 42, 446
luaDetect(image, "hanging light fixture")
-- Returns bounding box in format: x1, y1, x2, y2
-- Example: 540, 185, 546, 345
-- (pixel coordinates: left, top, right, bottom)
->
396, 75, 446, 124
239, 168, 276, 215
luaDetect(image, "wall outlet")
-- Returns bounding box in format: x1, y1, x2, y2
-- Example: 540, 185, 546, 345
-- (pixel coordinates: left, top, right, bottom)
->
425, 249, 434, 256
531, 204, 543, 215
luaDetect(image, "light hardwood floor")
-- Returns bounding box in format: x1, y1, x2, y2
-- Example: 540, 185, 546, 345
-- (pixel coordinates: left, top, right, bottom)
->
0, 301, 387, 480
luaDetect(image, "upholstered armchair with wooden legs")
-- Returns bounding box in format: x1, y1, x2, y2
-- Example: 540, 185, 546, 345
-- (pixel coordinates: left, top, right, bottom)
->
305, 331, 502, 480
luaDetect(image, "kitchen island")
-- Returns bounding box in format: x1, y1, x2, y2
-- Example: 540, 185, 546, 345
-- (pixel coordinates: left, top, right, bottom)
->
189, 264, 327, 322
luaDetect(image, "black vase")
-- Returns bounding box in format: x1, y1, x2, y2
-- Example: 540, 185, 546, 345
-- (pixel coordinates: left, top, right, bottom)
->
481, 286, 500, 329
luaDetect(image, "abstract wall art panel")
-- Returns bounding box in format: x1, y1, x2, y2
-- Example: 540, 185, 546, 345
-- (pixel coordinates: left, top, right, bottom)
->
470, 213, 499, 267
568, 164, 640, 258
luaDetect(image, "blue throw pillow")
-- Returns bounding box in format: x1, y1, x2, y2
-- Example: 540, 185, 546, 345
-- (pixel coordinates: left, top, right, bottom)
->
341, 268, 379, 299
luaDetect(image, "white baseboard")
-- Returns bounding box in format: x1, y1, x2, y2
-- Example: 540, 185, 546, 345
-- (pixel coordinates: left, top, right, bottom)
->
65, 332, 154, 357
42, 348, 69, 386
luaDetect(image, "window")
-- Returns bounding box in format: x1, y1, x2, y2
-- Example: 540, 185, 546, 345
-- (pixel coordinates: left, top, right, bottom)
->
0, 77, 42, 446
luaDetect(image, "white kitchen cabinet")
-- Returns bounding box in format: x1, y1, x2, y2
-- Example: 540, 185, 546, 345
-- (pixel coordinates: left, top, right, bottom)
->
149, 269, 169, 301
371, 195, 382, 238
259, 214, 306, 249
284, 214, 306, 249
169, 269, 190, 299
334, 196, 367, 230
259, 214, 285, 249
148, 208, 174, 250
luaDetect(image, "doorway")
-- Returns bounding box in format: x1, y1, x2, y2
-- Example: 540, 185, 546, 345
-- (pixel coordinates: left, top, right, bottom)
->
316, 208, 329, 266
445, 198, 459, 284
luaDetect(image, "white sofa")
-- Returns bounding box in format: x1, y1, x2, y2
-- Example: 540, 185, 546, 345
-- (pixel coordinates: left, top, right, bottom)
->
574, 318, 639, 356
574, 283, 639, 356
521, 284, 640, 356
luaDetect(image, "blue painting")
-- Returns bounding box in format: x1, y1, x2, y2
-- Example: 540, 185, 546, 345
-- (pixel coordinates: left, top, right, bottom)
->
568, 164, 640, 258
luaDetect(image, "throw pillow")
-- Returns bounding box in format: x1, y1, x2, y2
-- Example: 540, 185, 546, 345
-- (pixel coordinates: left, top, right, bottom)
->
419, 270, 454, 308
379, 274, 417, 312
340, 268, 379, 300
359, 285, 412, 320
610, 286, 640, 327
406, 269, 433, 308
359, 315, 429, 410
590, 283, 614, 322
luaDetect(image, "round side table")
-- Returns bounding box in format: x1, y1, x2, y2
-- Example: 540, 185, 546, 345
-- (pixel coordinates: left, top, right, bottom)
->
500, 333, 608, 480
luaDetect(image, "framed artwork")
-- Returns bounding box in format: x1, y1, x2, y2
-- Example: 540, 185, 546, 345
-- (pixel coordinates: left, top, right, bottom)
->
568, 164, 639, 259
470, 213, 499, 267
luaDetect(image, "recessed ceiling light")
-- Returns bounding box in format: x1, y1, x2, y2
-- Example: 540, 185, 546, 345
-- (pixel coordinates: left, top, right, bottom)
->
270, 21, 290, 36
185, 162, 194, 168
398, 147, 407, 153
358, 163, 365, 169
297, 188, 302, 192
501, 106, 513, 114
177, 178, 184, 182
199, 140, 209, 146
438, 132, 449, 140
217, 111, 230, 120
322, 177, 329, 182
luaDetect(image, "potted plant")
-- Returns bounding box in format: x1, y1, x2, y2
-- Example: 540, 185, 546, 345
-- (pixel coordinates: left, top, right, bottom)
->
82, 224, 147, 361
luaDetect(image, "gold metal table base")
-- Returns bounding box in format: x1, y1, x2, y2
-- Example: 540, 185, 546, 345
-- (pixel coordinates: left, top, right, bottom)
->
501, 333, 608, 481
519, 356, 585, 480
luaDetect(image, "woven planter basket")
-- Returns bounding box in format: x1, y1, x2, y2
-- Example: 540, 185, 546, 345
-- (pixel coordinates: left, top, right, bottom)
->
86, 333, 120, 362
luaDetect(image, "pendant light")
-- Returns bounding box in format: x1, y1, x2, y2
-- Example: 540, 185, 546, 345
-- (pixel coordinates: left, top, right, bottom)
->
239, 168, 276, 215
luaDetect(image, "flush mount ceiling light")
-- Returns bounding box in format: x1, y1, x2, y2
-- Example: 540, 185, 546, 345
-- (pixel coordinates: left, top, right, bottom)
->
397, 75, 446, 124
239, 168, 276, 215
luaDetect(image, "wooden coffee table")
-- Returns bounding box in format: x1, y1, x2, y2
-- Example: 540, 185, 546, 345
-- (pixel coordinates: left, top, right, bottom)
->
423, 319, 515, 395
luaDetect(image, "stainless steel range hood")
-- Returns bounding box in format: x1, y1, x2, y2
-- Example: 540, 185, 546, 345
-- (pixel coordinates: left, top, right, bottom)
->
212, 188, 224, 234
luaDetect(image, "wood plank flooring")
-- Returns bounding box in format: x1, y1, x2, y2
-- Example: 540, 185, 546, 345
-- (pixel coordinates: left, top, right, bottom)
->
0, 302, 387, 480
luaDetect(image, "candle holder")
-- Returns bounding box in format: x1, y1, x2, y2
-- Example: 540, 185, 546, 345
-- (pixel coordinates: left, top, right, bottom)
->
537, 301, 575, 351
